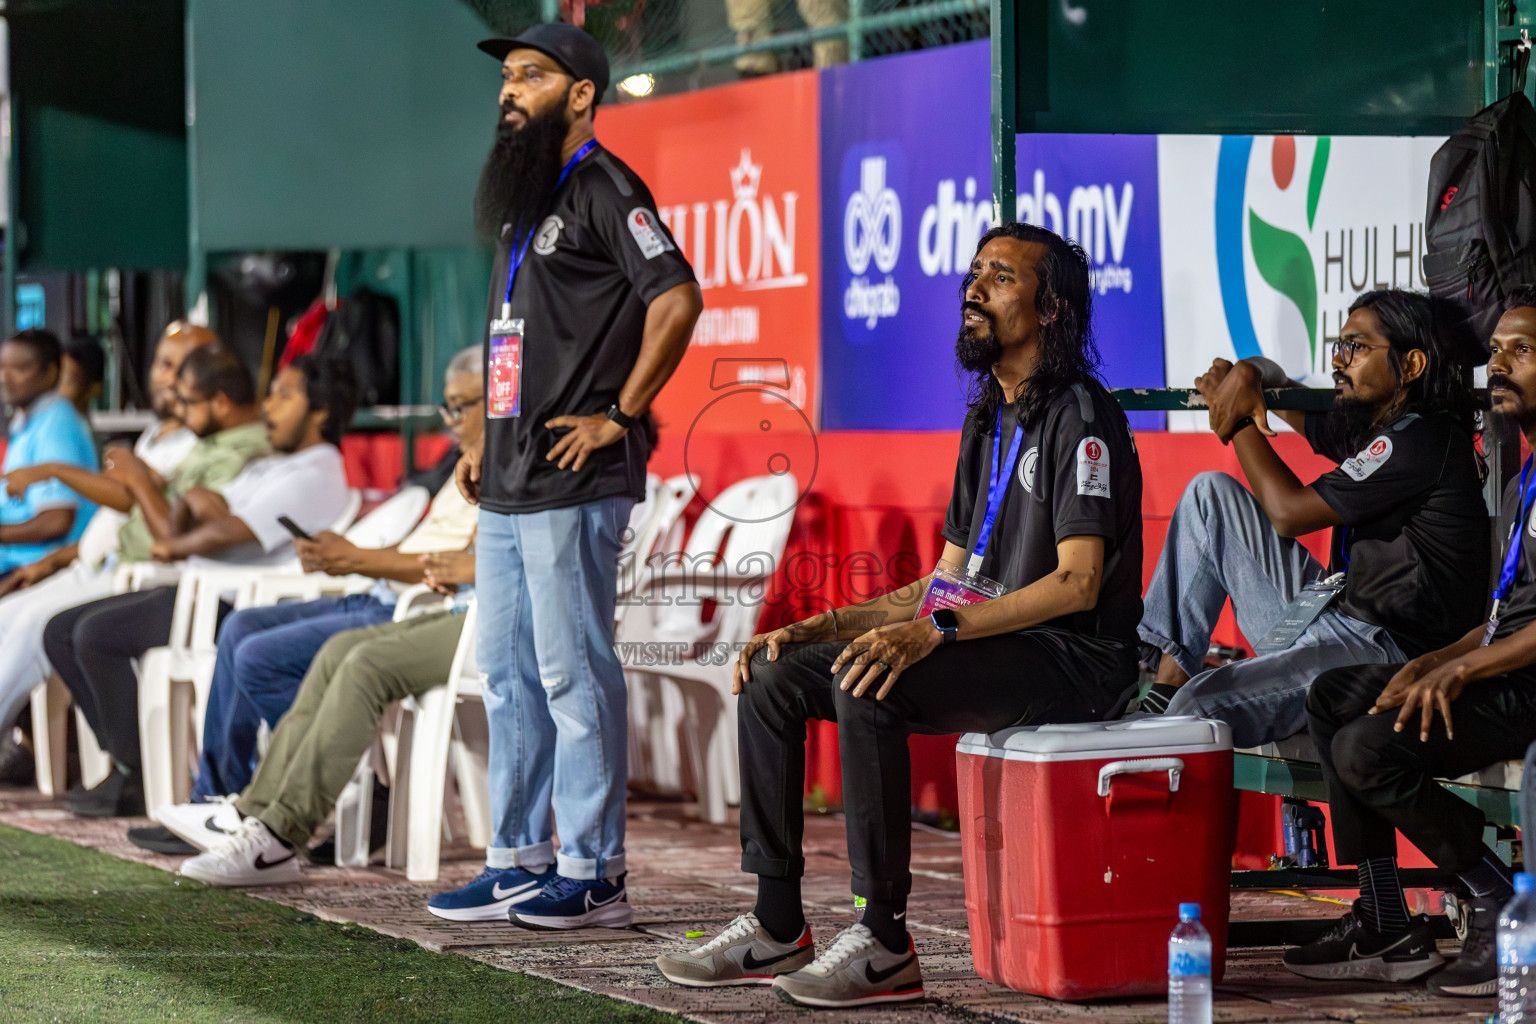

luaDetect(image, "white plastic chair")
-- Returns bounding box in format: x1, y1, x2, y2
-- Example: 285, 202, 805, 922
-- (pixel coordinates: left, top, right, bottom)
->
30, 673, 111, 796
617, 474, 799, 823
372, 596, 483, 881
133, 487, 375, 816
621, 474, 698, 794
329, 583, 454, 868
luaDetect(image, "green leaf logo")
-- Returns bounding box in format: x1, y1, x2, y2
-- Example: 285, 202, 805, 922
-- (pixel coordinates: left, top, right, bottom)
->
1307, 138, 1331, 230
1249, 209, 1318, 363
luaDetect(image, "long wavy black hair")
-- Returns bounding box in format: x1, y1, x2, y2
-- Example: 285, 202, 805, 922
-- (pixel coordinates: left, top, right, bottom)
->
1347, 289, 1479, 436
959, 222, 1102, 430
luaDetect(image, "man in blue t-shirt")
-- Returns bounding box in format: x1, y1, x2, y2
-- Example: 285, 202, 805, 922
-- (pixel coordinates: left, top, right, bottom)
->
0, 329, 97, 574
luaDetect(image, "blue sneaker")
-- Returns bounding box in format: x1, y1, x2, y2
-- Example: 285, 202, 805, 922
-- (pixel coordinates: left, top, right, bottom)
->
509, 872, 633, 930
427, 865, 551, 922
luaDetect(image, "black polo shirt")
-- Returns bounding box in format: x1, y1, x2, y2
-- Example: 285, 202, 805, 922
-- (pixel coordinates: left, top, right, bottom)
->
1304, 411, 1489, 656
942, 380, 1145, 650
479, 145, 696, 515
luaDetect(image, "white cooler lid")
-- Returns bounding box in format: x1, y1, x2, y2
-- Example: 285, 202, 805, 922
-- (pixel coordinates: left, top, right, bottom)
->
957, 716, 1232, 762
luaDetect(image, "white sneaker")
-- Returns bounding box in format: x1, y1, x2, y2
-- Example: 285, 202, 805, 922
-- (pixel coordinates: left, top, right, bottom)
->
156, 797, 242, 852
656, 913, 815, 987
772, 924, 924, 1007
179, 817, 302, 887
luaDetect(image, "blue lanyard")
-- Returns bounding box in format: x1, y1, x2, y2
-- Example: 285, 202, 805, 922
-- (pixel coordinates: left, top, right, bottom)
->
500, 139, 598, 317
1495, 456, 1536, 603
967, 407, 1025, 573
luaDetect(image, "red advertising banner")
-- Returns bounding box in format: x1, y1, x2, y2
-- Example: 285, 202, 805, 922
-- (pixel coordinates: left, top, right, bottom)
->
599, 71, 821, 438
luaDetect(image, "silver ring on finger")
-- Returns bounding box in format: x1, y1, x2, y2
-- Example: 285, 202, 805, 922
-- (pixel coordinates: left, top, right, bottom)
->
876, 660, 891, 671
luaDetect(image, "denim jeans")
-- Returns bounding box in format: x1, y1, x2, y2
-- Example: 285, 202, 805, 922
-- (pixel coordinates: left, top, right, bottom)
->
477, 497, 632, 880
192, 593, 394, 801
1138, 471, 1405, 748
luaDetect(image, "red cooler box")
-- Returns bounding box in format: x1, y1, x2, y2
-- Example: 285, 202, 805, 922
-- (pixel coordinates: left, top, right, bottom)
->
956, 717, 1235, 1001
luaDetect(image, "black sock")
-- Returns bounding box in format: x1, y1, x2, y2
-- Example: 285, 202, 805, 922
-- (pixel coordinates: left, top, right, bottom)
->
1458, 849, 1515, 902
860, 896, 910, 954
1355, 857, 1410, 932
754, 876, 805, 944
1139, 683, 1179, 715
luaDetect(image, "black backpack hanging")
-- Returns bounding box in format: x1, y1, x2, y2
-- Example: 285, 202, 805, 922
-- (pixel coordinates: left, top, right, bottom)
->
1422, 36, 1536, 345
310, 285, 401, 408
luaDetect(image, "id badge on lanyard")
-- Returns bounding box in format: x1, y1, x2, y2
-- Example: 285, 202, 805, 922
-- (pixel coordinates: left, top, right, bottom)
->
487, 315, 524, 419
486, 139, 597, 421
1252, 573, 1347, 653
1484, 455, 1536, 646
915, 408, 1020, 619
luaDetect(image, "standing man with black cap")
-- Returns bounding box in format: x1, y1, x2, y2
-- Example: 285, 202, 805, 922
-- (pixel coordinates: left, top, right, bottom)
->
427, 23, 702, 929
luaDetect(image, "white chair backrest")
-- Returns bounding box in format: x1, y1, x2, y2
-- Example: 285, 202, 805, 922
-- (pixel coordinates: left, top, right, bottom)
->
620, 474, 693, 599
451, 597, 479, 688
650, 474, 799, 642
344, 485, 430, 549
329, 489, 363, 535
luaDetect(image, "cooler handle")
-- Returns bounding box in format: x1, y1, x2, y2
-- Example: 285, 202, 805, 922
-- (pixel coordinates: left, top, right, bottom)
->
1097, 757, 1184, 797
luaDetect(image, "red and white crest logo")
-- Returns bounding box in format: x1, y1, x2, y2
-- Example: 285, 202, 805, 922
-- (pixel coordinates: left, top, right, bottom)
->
1369, 439, 1388, 456
1085, 440, 1103, 461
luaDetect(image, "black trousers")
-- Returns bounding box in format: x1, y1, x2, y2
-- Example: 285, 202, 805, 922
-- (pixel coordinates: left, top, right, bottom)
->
43, 587, 179, 771
1306, 662, 1536, 873
738, 628, 1135, 900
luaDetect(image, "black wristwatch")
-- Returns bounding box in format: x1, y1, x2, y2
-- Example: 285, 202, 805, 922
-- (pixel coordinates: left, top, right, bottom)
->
930, 608, 959, 645
606, 404, 638, 430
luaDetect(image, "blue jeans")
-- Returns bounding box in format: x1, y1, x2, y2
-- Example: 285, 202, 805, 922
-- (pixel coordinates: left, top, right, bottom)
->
192, 593, 395, 801
1138, 472, 1405, 748
477, 497, 632, 880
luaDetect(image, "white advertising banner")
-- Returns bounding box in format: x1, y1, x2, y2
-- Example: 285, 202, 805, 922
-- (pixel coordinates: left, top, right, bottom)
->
1158, 135, 1445, 430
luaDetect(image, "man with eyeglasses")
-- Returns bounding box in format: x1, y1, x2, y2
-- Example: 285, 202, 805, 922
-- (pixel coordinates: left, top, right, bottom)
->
1135, 289, 1489, 750
126, 346, 484, 855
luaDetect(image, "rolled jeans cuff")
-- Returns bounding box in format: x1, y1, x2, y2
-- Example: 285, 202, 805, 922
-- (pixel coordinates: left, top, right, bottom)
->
486, 840, 556, 871
1136, 627, 1200, 679
557, 850, 626, 880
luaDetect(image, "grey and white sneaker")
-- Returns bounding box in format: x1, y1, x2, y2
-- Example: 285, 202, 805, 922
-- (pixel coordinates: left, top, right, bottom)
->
179, 817, 302, 887
772, 924, 923, 1008
656, 913, 814, 987
157, 796, 242, 852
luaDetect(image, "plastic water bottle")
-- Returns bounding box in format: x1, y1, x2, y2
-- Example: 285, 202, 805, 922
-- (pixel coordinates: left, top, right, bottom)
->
1169, 903, 1212, 1024
1500, 873, 1536, 1023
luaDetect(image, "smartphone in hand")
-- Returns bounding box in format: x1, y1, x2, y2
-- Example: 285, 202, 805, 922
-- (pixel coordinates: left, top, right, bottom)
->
277, 516, 314, 542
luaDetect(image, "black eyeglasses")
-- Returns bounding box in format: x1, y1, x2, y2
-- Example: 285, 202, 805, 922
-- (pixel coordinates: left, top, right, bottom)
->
438, 397, 483, 425
1331, 338, 1391, 368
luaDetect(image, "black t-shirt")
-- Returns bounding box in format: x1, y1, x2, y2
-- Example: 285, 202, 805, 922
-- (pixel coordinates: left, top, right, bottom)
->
1492, 476, 1536, 640
1304, 411, 1489, 656
941, 380, 1145, 653
479, 146, 696, 514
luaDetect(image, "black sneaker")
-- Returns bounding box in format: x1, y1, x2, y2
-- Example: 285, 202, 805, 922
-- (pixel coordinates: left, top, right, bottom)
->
0, 728, 35, 785
64, 767, 145, 818
1428, 897, 1498, 997
127, 826, 197, 856
1282, 907, 1444, 981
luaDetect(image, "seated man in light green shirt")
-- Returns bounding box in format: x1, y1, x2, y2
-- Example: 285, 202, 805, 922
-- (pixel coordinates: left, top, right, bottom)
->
0, 346, 269, 732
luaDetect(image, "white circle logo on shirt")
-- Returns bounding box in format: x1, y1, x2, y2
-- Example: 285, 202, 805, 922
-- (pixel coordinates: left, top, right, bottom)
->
1017, 446, 1040, 493
533, 215, 564, 255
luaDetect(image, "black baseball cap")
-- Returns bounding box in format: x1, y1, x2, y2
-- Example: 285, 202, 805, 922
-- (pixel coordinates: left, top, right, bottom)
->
478, 23, 610, 99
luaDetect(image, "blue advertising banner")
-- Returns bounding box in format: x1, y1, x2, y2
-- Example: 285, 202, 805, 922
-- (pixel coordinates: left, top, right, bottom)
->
820, 40, 1166, 431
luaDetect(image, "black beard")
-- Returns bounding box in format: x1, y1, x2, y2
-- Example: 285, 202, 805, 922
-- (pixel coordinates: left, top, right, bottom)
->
474, 95, 572, 242
955, 323, 1000, 375
1326, 396, 1380, 452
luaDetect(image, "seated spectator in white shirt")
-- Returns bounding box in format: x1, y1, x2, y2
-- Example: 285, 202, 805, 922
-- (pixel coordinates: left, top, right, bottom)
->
40, 354, 357, 818
128, 346, 483, 855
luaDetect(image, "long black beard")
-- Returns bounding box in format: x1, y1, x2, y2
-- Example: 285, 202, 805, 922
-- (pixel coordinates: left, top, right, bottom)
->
955, 322, 1001, 376
473, 96, 572, 243
1326, 396, 1380, 452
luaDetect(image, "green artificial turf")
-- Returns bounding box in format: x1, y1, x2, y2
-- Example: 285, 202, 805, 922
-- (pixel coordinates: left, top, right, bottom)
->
0, 824, 675, 1024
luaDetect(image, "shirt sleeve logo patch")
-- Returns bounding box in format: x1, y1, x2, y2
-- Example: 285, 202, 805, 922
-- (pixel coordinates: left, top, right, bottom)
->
627, 208, 675, 259
532, 215, 564, 255
1017, 446, 1040, 493
1076, 436, 1111, 497
1340, 436, 1393, 481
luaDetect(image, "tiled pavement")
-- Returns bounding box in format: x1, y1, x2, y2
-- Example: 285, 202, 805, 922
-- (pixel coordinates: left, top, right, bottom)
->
0, 785, 1498, 1023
